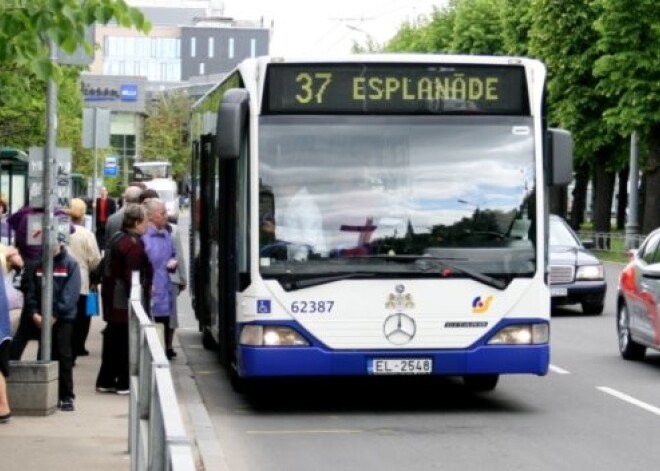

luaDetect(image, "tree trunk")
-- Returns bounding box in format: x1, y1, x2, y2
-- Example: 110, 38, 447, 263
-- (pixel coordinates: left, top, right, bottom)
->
592, 148, 615, 249
616, 167, 629, 231
569, 162, 589, 230
642, 125, 660, 234
638, 174, 646, 233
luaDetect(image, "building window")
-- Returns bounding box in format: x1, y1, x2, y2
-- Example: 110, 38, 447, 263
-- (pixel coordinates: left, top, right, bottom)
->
209, 37, 214, 58
103, 36, 181, 82
228, 38, 234, 59
199, 62, 205, 75
191, 37, 196, 58
251, 39, 256, 57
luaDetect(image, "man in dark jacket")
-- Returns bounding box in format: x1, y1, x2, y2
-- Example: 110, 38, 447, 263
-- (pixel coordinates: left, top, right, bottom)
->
95, 187, 117, 250
24, 242, 81, 411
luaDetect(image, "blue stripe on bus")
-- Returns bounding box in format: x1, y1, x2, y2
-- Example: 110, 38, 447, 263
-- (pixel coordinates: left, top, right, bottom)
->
236, 318, 549, 377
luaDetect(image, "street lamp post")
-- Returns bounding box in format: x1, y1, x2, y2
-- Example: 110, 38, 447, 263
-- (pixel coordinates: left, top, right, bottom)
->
625, 131, 640, 249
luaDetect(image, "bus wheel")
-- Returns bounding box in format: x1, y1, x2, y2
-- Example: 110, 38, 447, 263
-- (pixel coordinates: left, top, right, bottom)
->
202, 326, 216, 350
463, 374, 499, 392
228, 363, 255, 395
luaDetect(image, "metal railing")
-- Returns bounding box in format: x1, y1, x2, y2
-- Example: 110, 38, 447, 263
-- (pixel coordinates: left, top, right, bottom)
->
577, 231, 646, 252
128, 271, 196, 471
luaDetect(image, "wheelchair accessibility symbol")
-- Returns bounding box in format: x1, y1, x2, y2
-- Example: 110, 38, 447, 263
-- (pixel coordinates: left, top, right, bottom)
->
256, 300, 271, 314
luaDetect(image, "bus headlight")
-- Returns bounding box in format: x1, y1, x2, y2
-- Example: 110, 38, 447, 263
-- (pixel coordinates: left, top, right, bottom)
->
576, 265, 604, 280
240, 325, 310, 346
488, 323, 549, 345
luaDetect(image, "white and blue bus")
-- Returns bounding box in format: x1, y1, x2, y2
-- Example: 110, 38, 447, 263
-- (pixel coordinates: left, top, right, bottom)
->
190, 55, 572, 391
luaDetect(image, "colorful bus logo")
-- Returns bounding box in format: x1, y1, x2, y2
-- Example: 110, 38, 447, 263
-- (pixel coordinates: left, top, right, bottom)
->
472, 295, 493, 314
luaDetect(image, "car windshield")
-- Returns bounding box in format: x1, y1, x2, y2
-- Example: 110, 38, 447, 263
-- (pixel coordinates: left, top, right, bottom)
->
549, 217, 580, 247
259, 115, 537, 282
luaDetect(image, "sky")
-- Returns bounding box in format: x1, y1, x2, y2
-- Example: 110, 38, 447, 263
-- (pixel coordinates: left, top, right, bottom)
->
220, 0, 444, 56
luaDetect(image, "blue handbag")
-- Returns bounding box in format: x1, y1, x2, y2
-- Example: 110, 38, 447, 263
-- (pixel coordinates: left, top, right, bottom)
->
86, 289, 99, 317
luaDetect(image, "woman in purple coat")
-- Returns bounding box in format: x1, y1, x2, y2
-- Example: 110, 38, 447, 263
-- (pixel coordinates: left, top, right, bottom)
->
0, 268, 12, 422
142, 198, 179, 360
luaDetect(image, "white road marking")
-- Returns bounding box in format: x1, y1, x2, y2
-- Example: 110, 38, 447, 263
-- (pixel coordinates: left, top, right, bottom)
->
247, 429, 363, 435
597, 386, 660, 417
549, 364, 570, 374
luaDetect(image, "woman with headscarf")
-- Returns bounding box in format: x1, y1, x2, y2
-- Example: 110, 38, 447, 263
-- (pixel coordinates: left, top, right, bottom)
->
95, 205, 150, 395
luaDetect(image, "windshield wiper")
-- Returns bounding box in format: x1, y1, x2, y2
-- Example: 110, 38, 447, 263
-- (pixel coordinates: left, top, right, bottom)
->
352, 254, 508, 290
416, 255, 508, 290
280, 272, 375, 291
276, 255, 508, 291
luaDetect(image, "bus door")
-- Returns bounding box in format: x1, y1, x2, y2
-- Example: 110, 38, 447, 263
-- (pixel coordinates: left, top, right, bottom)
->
193, 135, 215, 332
214, 89, 250, 369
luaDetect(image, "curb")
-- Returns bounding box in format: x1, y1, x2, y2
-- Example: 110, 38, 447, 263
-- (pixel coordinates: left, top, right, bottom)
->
171, 336, 230, 471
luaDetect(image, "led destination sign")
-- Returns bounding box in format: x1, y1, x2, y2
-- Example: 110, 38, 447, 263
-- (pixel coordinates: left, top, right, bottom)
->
265, 63, 529, 115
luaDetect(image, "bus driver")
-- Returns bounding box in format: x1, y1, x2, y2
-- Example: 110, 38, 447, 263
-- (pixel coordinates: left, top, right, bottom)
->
261, 184, 327, 261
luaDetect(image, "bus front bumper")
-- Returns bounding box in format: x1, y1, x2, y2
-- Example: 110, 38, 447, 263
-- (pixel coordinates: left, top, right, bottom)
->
236, 343, 549, 378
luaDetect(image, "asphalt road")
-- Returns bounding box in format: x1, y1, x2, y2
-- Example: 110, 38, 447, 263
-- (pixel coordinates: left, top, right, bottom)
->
175, 214, 659, 471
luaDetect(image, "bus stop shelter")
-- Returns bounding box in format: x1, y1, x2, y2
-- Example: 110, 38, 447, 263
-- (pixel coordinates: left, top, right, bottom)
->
0, 147, 29, 244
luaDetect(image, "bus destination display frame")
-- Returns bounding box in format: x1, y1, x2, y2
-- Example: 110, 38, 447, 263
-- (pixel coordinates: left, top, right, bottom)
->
264, 63, 530, 115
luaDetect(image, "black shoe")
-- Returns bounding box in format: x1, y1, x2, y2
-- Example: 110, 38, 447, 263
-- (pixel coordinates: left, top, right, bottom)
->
59, 398, 75, 412
0, 412, 11, 424
166, 349, 177, 360
77, 349, 90, 357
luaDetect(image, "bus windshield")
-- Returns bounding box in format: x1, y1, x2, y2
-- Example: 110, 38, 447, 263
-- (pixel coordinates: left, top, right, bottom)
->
258, 115, 536, 280
133, 162, 171, 180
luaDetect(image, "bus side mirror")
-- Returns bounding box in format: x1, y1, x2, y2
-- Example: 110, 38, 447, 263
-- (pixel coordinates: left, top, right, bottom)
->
216, 88, 249, 160
547, 128, 573, 186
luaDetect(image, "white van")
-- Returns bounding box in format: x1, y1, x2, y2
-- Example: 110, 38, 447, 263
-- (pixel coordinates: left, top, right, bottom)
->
143, 178, 179, 223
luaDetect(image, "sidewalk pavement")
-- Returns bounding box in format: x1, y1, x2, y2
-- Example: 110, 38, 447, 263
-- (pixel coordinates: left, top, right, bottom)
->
0, 313, 208, 471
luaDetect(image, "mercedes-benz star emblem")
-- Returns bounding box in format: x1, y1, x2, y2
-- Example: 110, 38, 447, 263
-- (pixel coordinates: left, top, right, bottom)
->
383, 313, 416, 345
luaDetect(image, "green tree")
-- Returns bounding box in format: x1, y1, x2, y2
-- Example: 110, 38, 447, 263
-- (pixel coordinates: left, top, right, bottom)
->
449, 0, 506, 54
0, 0, 149, 85
0, 65, 84, 155
422, 3, 458, 52
0, 0, 150, 167
141, 90, 192, 182
594, 0, 660, 234
383, 21, 429, 52
500, 0, 534, 56
529, 1, 622, 231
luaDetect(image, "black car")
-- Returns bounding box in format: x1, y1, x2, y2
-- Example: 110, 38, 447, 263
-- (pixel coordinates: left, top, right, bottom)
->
548, 214, 607, 314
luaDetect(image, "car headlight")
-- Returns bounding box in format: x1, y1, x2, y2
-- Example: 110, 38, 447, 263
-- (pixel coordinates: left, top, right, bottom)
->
576, 264, 604, 280
488, 323, 549, 345
240, 325, 310, 346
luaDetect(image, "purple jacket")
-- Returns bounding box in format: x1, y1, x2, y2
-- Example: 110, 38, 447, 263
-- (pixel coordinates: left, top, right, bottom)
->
142, 225, 175, 317
0, 269, 10, 345
7, 206, 72, 262
7, 206, 44, 262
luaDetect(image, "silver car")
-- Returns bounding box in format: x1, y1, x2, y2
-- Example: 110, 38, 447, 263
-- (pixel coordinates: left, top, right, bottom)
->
617, 228, 660, 360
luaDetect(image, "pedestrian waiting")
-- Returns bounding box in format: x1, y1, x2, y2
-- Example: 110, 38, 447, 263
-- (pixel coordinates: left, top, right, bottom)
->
96, 204, 151, 394
64, 198, 102, 360
22, 239, 81, 411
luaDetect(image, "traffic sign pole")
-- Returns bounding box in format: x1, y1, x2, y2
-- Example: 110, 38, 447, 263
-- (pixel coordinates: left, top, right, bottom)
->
40, 40, 57, 361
